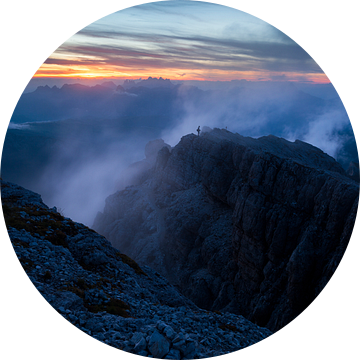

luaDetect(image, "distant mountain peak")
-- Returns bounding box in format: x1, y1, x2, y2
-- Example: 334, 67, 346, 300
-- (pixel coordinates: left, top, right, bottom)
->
60, 83, 88, 91
100, 81, 117, 90
123, 77, 174, 89
138, 76, 174, 88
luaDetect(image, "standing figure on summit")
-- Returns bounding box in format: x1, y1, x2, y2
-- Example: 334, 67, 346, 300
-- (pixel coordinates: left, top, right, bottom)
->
197, 126, 201, 136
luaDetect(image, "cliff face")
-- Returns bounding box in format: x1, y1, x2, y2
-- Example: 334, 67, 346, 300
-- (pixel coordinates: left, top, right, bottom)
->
94, 129, 359, 331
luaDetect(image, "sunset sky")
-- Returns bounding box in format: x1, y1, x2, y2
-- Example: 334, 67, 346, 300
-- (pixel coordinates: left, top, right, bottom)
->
34, 1, 328, 83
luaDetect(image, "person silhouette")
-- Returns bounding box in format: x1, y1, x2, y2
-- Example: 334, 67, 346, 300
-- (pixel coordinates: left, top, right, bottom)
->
197, 126, 201, 136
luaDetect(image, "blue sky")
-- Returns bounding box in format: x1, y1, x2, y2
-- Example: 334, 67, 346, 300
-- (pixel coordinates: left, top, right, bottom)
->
35, 1, 327, 82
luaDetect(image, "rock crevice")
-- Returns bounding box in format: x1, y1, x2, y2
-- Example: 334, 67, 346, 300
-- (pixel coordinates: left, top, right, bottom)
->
94, 129, 359, 331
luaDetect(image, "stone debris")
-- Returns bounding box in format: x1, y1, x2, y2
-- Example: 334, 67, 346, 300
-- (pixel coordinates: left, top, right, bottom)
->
1, 179, 272, 359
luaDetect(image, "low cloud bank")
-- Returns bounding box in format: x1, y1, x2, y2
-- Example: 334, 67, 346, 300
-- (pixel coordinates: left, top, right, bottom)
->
8, 123, 30, 130
162, 82, 356, 169
3, 80, 357, 226
36, 132, 150, 225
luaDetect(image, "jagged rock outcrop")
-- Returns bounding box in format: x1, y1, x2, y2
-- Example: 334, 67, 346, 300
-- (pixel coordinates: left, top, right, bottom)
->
115, 139, 171, 189
1, 180, 271, 358
94, 128, 359, 331
347, 161, 359, 181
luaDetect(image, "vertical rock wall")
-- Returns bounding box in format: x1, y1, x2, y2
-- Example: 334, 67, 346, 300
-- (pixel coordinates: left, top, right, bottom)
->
94, 129, 359, 331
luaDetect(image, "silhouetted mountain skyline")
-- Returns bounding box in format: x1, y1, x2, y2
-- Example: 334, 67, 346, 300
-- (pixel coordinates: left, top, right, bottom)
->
2, 78, 358, 225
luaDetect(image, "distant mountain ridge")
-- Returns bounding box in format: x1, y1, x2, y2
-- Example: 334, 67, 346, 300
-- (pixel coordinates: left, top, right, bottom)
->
3, 78, 358, 225
9, 78, 357, 173
10, 79, 180, 124
10, 78, 343, 126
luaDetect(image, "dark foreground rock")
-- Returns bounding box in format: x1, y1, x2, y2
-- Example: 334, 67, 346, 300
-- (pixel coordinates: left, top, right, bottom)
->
1, 180, 271, 358
94, 128, 359, 332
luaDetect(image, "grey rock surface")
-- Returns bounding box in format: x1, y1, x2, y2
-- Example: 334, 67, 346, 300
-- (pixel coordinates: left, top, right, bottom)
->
2, 179, 271, 358
149, 331, 170, 358
94, 128, 359, 331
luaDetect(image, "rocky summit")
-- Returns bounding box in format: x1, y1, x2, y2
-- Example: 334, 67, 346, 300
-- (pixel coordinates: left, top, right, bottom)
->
1, 179, 271, 359
93, 128, 359, 332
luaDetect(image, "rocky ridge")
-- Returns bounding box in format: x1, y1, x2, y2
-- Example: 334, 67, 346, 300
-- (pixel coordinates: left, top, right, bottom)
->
1, 180, 271, 358
94, 128, 359, 332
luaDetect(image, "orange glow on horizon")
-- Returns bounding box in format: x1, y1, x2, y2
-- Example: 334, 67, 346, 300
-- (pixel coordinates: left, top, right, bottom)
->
33, 66, 330, 84
32, 60, 330, 84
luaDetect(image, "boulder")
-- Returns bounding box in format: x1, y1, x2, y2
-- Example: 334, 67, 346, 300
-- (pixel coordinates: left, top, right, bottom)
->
148, 331, 170, 358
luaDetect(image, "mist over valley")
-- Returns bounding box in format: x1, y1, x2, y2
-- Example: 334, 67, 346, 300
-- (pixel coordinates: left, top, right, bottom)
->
2, 78, 358, 225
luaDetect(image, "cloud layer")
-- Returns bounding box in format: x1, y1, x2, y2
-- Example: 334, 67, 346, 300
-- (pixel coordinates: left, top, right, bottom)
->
35, 1, 327, 82
5, 79, 356, 226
